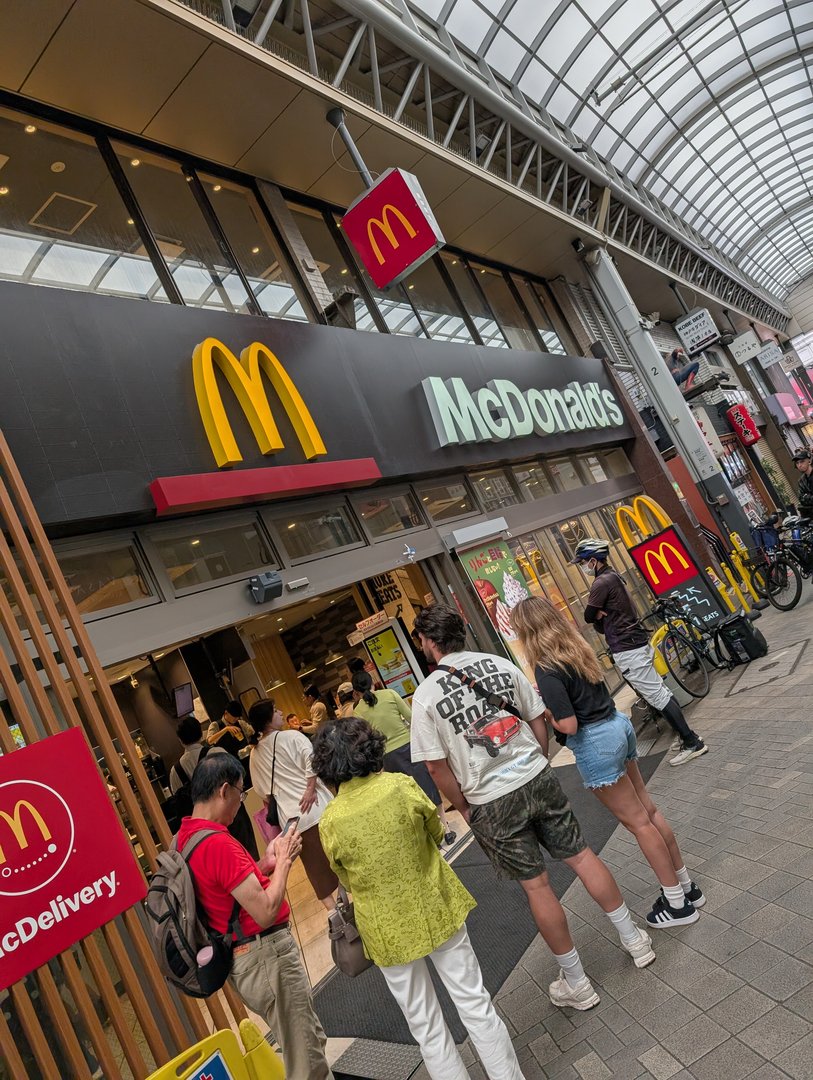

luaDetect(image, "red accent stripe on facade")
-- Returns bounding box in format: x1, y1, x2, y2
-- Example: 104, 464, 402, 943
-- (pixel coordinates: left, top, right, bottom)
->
150, 459, 382, 514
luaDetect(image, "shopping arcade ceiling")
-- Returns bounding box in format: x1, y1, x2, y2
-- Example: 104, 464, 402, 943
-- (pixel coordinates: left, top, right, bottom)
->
407, 0, 813, 299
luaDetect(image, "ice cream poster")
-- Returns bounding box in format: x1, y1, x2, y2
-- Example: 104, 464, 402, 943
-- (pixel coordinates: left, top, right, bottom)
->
459, 542, 531, 667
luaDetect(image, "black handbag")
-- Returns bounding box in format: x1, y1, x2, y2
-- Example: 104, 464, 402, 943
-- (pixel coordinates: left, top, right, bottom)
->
265, 733, 281, 828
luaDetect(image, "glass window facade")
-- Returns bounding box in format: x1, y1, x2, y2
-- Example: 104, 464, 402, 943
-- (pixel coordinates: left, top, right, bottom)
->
59, 544, 155, 615
113, 144, 253, 313
471, 469, 522, 512
416, 479, 475, 521
355, 492, 426, 538
440, 253, 507, 347
470, 264, 537, 351
398, 257, 476, 345
152, 521, 273, 591
548, 457, 582, 491
513, 462, 555, 500
0, 108, 166, 301
270, 503, 363, 560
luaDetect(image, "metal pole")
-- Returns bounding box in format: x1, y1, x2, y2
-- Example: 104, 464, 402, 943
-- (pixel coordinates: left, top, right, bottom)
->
326, 107, 374, 189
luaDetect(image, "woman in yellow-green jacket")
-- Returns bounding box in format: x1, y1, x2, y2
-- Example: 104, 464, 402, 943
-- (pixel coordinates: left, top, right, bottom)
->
312, 717, 525, 1080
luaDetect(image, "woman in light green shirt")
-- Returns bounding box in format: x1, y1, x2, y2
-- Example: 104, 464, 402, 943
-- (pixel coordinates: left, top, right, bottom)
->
314, 718, 525, 1080
351, 671, 455, 844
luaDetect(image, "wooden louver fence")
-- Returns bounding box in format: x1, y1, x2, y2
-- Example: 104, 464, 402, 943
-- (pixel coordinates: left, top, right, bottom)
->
0, 429, 246, 1079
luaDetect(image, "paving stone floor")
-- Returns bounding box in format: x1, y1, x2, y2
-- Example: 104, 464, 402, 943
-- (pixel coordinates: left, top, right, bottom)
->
412, 589, 813, 1080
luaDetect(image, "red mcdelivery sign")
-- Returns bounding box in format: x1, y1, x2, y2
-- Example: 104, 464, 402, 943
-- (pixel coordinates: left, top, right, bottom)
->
628, 526, 700, 596
0, 728, 145, 990
726, 404, 761, 446
341, 168, 445, 289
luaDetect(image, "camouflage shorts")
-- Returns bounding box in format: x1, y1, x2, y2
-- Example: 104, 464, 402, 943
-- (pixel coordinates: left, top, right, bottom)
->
468, 765, 586, 881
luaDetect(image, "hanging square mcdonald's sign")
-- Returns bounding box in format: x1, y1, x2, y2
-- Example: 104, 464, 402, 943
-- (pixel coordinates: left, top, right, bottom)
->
340, 168, 445, 289
628, 526, 700, 596
0, 728, 146, 990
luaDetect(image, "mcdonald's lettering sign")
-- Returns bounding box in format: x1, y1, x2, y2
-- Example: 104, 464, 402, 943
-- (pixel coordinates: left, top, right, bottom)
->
629, 526, 700, 596
0, 729, 145, 990
341, 168, 445, 289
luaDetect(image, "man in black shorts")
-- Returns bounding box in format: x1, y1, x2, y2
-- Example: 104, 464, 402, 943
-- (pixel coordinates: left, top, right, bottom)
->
411, 604, 656, 1012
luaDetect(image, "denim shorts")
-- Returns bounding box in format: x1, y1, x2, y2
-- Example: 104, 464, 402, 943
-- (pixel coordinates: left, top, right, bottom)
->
568, 710, 638, 790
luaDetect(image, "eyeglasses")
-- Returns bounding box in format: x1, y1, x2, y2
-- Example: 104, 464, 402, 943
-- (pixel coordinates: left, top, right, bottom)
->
229, 783, 247, 803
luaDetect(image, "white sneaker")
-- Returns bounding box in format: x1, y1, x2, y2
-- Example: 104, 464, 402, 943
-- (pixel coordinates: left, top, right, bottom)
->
621, 927, 656, 968
670, 743, 708, 766
670, 737, 681, 752
548, 971, 600, 1011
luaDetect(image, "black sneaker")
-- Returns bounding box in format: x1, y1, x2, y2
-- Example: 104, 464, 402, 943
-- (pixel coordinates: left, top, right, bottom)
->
684, 882, 705, 909
646, 893, 699, 928
443, 830, 457, 846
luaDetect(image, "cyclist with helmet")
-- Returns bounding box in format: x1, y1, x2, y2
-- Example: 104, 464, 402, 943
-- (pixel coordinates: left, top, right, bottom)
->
793, 449, 813, 520
572, 538, 707, 768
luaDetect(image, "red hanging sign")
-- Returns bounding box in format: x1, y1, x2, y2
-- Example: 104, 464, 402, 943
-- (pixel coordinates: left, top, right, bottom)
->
726, 404, 761, 446
0, 728, 146, 990
341, 168, 445, 289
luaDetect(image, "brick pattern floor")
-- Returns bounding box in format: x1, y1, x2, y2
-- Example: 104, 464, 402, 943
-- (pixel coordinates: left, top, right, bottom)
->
412, 594, 813, 1079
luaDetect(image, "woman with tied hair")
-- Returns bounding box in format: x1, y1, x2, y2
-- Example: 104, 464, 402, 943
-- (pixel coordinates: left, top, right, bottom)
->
351, 670, 456, 845
511, 597, 704, 930
313, 717, 526, 1080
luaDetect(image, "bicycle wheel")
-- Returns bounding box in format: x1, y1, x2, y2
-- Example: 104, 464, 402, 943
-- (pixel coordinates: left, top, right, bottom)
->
750, 563, 770, 599
766, 557, 802, 611
661, 630, 710, 699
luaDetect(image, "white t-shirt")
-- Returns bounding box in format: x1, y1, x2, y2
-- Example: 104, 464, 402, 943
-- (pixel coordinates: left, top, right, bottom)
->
249, 729, 332, 832
410, 650, 548, 805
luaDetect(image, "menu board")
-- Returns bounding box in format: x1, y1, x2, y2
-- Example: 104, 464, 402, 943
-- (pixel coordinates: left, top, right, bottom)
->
365, 627, 418, 698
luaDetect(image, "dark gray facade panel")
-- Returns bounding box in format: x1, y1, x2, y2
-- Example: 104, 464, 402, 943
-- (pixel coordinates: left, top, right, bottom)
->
0, 282, 633, 527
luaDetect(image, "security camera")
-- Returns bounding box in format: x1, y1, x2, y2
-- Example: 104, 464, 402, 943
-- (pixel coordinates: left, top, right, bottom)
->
639, 315, 658, 331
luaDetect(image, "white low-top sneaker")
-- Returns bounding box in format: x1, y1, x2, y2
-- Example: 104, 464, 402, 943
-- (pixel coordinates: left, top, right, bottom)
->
548, 971, 600, 1011
622, 927, 656, 968
670, 743, 708, 766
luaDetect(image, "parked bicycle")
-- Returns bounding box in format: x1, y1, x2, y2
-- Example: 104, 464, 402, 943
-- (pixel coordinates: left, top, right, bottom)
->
748, 512, 813, 611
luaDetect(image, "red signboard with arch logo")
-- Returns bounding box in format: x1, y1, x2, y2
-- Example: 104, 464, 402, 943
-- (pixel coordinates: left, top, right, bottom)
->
0, 727, 145, 990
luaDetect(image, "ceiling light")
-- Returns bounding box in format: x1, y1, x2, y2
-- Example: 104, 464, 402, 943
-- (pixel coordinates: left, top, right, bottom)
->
130, 158, 141, 167
451, 260, 457, 265
190, 538, 201, 545
129, 674, 139, 689
154, 652, 164, 659
408, 284, 415, 289
251, 246, 260, 254
127, 218, 134, 225
325, 651, 344, 665
0, 187, 8, 196
340, 268, 348, 275
212, 184, 222, 192
24, 124, 36, 134
287, 523, 296, 529
50, 161, 65, 173
297, 664, 316, 677
266, 678, 286, 691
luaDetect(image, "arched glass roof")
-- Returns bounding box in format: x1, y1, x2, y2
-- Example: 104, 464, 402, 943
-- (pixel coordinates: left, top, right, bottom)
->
407, 0, 813, 299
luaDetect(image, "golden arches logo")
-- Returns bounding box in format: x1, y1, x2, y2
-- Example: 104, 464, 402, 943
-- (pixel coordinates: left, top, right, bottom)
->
0, 800, 52, 866
643, 542, 690, 585
615, 495, 673, 548
367, 204, 417, 265
193, 338, 327, 469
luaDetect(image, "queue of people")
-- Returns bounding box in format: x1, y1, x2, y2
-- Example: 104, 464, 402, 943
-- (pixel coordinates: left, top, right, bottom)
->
166, 599, 706, 1080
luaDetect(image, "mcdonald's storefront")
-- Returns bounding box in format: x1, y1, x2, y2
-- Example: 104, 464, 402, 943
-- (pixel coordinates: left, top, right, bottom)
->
0, 276, 656, 1068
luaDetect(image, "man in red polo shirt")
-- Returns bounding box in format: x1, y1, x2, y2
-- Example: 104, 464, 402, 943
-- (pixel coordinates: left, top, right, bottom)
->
179, 752, 334, 1080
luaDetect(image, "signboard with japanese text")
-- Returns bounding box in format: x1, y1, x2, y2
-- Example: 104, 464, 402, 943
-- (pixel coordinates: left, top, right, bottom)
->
729, 330, 762, 365
675, 309, 720, 355
340, 168, 445, 289
0, 728, 146, 990
757, 342, 783, 369
364, 627, 418, 699
629, 525, 725, 625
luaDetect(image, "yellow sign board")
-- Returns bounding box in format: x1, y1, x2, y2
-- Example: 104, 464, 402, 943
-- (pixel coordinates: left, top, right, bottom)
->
193, 337, 327, 468
615, 495, 673, 548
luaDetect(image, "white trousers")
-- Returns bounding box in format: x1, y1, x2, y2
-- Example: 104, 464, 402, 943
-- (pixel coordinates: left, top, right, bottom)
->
379, 925, 525, 1080
615, 643, 672, 710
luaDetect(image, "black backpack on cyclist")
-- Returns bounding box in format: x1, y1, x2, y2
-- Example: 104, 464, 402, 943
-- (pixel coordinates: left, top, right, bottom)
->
713, 612, 768, 667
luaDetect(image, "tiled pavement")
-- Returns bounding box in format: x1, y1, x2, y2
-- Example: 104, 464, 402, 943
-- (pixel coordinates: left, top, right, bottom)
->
413, 590, 813, 1080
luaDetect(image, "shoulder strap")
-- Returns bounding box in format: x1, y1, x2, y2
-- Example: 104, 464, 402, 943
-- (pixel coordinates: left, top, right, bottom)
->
270, 732, 278, 791
436, 664, 523, 721
173, 761, 189, 787
179, 827, 221, 862
178, 829, 248, 943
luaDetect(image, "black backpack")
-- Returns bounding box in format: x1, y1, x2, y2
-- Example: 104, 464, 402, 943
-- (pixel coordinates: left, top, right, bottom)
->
145, 829, 244, 998
165, 745, 211, 830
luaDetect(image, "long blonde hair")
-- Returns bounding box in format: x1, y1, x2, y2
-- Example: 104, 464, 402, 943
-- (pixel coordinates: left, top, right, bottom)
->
511, 596, 604, 684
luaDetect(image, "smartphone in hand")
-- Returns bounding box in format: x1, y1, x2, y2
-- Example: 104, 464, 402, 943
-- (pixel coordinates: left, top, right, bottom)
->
281, 816, 300, 837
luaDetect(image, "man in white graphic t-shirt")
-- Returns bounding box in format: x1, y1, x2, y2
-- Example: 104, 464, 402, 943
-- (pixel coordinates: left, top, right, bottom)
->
411, 604, 656, 1011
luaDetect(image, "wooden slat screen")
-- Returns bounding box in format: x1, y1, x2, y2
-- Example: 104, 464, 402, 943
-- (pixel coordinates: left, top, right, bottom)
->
0, 430, 245, 1078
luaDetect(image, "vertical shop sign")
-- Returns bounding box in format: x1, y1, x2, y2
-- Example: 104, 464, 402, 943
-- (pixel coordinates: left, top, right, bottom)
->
364, 627, 418, 698
628, 525, 723, 625
674, 309, 720, 354
340, 168, 445, 288
459, 542, 531, 659
726, 404, 761, 446
0, 728, 146, 990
